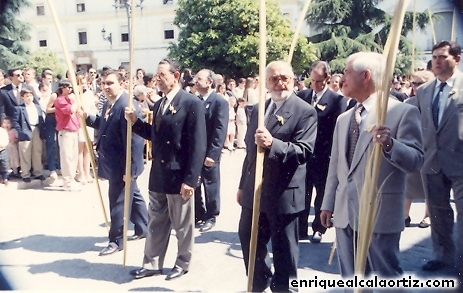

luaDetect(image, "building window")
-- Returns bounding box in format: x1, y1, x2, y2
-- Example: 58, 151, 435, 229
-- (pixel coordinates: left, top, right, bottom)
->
79, 31, 87, 45
77, 3, 86, 12
37, 5, 45, 16
164, 23, 175, 40
39, 40, 47, 47
121, 26, 129, 42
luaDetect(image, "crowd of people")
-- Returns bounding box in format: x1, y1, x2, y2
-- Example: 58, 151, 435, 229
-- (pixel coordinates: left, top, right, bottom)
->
0, 39, 462, 290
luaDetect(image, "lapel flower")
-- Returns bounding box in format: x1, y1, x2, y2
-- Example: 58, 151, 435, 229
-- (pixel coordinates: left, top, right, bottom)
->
169, 104, 177, 114
316, 104, 326, 111
275, 114, 285, 125
206, 103, 210, 109
449, 89, 457, 96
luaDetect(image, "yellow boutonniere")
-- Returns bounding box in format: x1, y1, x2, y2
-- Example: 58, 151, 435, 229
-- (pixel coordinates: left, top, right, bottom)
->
275, 114, 285, 125
169, 104, 177, 114
449, 89, 457, 96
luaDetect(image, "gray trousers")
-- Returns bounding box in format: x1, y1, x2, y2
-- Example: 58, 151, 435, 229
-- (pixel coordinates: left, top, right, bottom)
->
335, 225, 403, 278
424, 173, 463, 277
142, 191, 194, 271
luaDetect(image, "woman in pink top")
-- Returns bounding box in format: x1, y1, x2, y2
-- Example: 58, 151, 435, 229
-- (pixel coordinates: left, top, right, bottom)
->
54, 80, 81, 190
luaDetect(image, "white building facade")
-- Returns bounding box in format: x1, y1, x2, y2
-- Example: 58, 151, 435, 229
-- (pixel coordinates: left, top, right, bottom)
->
18, 0, 462, 73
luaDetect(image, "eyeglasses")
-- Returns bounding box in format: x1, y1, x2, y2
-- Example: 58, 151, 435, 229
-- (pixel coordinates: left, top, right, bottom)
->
411, 81, 424, 86
14, 73, 23, 77
268, 75, 293, 84
155, 71, 173, 79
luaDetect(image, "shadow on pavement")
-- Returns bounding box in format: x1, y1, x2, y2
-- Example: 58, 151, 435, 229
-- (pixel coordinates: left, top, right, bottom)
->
28, 259, 133, 284
0, 235, 106, 254
129, 287, 175, 292
299, 241, 339, 274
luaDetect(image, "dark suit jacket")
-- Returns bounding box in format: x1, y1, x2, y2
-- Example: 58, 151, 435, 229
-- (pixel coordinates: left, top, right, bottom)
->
297, 88, 343, 163
0, 83, 39, 121
13, 103, 45, 141
132, 88, 207, 194
86, 93, 145, 181
238, 93, 318, 214
203, 92, 229, 161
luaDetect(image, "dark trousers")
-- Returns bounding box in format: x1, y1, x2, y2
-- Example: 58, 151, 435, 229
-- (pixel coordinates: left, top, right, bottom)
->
0, 149, 8, 180
194, 162, 221, 221
238, 207, 299, 293
108, 178, 148, 247
298, 159, 329, 237
43, 114, 60, 171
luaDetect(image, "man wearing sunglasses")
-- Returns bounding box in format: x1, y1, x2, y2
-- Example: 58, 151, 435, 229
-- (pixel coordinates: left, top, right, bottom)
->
0, 68, 39, 122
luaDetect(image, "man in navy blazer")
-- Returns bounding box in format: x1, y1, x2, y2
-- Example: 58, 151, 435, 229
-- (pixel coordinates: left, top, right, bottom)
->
297, 61, 344, 242
194, 69, 229, 232
0, 68, 39, 122
237, 61, 317, 292
85, 69, 148, 256
127, 59, 206, 281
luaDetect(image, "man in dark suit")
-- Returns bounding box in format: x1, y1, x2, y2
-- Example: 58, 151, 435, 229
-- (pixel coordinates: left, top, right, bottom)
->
297, 61, 343, 242
126, 59, 206, 281
0, 68, 39, 122
194, 69, 229, 232
410, 41, 463, 285
85, 69, 148, 256
237, 61, 317, 292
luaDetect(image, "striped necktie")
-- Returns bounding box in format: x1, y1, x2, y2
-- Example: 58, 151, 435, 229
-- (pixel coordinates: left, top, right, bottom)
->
347, 104, 364, 166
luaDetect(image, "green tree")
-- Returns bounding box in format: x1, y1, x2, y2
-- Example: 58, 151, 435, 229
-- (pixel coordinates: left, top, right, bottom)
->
0, 0, 31, 71
169, 0, 317, 78
306, 0, 430, 75
24, 49, 65, 78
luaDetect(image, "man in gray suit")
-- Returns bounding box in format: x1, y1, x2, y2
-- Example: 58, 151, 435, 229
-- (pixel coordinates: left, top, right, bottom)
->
320, 52, 424, 277
411, 40, 463, 284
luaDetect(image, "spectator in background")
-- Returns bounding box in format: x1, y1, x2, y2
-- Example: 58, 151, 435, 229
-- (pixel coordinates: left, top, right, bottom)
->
2, 117, 20, 177
0, 119, 11, 184
54, 80, 81, 190
0, 69, 7, 88
23, 68, 40, 96
403, 69, 436, 229
135, 68, 145, 86
225, 96, 237, 151
329, 73, 343, 94
235, 98, 247, 149
234, 77, 246, 99
13, 88, 45, 183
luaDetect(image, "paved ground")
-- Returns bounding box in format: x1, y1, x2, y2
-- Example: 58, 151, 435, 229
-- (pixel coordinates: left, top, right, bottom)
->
0, 149, 459, 292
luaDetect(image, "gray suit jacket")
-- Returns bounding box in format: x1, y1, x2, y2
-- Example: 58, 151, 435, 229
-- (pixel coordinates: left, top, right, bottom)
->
321, 98, 423, 234
410, 71, 463, 176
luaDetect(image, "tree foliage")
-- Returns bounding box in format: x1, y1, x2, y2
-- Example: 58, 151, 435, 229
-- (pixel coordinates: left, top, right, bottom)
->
168, 0, 317, 78
306, 0, 430, 75
0, 0, 31, 71
24, 49, 65, 78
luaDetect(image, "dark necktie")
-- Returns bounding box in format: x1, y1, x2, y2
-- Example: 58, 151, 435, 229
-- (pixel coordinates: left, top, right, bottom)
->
347, 104, 364, 167
104, 103, 113, 120
265, 103, 277, 126
155, 97, 167, 132
16, 86, 21, 103
432, 82, 447, 129
312, 94, 318, 106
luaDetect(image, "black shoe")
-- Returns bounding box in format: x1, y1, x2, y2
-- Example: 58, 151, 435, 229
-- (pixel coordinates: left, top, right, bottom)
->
310, 232, 322, 244
23, 177, 32, 183
130, 268, 162, 279
195, 220, 204, 229
199, 218, 216, 232
405, 216, 411, 227
418, 217, 430, 228
127, 234, 146, 241
165, 265, 188, 280
34, 175, 46, 181
422, 260, 446, 271
98, 242, 122, 256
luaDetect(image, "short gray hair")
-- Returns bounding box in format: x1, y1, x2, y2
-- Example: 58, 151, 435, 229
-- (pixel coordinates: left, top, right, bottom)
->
346, 52, 386, 88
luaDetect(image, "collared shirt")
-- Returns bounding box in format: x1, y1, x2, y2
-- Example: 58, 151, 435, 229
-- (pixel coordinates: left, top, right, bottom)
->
434, 73, 456, 123
161, 85, 180, 114
199, 89, 213, 103
313, 86, 329, 105
264, 96, 289, 121
13, 84, 22, 101
358, 93, 377, 131
25, 103, 39, 126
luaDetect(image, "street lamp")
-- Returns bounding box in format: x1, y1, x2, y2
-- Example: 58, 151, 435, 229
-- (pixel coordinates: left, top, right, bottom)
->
101, 27, 112, 45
